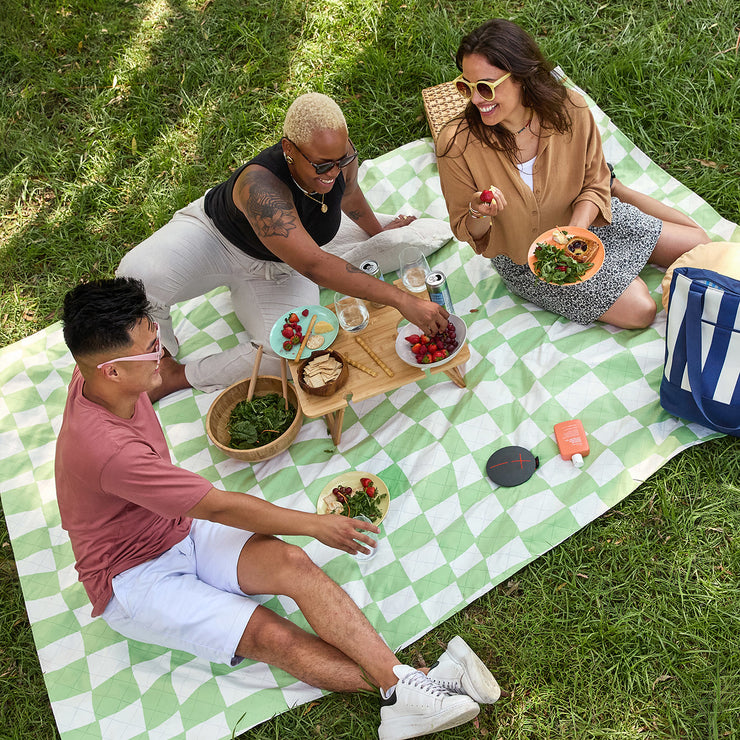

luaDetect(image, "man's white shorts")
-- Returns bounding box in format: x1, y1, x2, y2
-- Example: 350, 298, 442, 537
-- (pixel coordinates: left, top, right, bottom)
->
103, 519, 257, 665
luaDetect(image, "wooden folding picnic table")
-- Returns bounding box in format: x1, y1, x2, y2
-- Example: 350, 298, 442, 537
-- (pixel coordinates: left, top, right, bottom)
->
289, 282, 469, 445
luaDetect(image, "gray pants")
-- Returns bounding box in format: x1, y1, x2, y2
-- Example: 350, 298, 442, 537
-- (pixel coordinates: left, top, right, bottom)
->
117, 196, 318, 392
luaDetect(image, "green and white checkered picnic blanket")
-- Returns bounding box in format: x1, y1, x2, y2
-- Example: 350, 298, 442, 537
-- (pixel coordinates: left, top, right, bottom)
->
1, 79, 736, 739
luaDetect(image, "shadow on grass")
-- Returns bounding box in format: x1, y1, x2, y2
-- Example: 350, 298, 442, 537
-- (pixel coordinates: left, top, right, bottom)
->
0, 0, 308, 339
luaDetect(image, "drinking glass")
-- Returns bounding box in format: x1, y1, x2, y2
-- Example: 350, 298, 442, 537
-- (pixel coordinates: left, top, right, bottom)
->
333, 293, 369, 332
399, 247, 430, 293
352, 515, 379, 561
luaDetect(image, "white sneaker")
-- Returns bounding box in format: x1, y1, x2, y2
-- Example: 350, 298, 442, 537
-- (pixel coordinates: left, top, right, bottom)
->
426, 636, 501, 704
378, 664, 479, 740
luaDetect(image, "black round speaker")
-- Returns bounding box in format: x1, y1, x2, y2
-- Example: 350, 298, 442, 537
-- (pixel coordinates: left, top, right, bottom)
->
485, 446, 539, 487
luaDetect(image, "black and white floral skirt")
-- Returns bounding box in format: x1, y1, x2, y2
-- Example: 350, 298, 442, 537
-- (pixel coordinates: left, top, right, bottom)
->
491, 198, 661, 324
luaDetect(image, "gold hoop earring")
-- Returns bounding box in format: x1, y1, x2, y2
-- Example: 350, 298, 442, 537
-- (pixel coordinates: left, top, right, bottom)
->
284, 154, 294, 165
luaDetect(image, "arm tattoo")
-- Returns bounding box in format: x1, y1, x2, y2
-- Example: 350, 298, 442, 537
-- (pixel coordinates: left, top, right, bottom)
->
346, 209, 362, 222
240, 171, 298, 239
345, 263, 363, 274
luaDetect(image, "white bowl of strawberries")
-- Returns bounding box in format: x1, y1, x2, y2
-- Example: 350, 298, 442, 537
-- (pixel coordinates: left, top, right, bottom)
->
395, 314, 466, 368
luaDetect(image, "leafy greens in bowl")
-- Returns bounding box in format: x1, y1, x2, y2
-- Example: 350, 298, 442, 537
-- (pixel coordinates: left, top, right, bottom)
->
227, 393, 297, 449
206, 375, 304, 462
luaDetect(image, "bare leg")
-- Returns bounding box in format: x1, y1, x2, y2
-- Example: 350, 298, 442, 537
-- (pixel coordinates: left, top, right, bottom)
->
235, 535, 401, 692
237, 605, 375, 692
611, 177, 708, 267
649, 220, 709, 268
598, 276, 656, 329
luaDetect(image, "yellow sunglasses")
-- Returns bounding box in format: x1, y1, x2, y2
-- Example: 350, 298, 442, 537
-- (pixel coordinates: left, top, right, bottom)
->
454, 72, 512, 101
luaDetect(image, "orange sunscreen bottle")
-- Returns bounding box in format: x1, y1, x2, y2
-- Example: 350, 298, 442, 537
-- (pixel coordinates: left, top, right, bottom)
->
554, 419, 589, 468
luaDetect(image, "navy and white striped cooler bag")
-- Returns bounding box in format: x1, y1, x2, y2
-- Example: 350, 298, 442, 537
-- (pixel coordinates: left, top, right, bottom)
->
660, 266, 740, 436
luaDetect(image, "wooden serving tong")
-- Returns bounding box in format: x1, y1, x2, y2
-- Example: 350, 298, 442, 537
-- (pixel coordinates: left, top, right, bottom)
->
247, 343, 289, 410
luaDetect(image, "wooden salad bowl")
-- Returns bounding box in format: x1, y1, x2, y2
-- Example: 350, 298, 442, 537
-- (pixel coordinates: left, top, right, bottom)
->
206, 375, 303, 462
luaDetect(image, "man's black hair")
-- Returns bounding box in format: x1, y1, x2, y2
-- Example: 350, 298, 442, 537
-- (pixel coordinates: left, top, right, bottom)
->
62, 277, 152, 358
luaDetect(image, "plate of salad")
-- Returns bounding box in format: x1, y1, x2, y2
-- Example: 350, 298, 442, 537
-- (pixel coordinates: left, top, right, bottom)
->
317, 471, 390, 525
269, 305, 339, 360
527, 226, 604, 285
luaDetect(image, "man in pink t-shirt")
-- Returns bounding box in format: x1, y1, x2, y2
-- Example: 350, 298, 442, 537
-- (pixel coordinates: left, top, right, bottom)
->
54, 278, 501, 740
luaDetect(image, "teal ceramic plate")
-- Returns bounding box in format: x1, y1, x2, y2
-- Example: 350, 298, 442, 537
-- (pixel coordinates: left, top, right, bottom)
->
269, 305, 339, 360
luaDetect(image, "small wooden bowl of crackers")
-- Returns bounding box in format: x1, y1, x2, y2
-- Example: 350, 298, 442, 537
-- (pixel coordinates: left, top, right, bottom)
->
297, 350, 348, 396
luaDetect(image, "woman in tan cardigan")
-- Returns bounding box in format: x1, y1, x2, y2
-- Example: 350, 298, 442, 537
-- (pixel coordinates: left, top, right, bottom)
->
437, 19, 707, 329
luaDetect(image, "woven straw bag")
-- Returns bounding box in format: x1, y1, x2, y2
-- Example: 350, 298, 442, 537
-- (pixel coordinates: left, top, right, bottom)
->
421, 81, 466, 141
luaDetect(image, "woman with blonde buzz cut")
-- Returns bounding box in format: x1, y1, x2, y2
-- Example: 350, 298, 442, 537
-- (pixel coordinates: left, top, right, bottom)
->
117, 92, 448, 396
283, 91, 347, 147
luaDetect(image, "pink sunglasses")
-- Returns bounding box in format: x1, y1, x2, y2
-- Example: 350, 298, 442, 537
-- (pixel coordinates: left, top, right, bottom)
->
97, 323, 163, 369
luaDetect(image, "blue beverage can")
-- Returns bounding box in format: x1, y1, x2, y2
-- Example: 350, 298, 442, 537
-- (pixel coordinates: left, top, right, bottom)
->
425, 271, 453, 314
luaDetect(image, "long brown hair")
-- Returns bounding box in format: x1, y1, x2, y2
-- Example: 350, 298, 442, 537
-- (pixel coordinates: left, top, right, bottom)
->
441, 19, 572, 162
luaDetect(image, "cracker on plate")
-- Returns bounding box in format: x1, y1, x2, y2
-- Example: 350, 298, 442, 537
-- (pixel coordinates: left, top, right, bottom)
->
306, 334, 325, 349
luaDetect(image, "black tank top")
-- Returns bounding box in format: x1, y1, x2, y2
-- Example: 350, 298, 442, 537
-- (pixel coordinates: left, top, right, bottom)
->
204, 143, 346, 262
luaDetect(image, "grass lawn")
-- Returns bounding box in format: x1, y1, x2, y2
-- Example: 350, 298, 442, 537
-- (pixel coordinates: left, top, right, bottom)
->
1, 0, 739, 737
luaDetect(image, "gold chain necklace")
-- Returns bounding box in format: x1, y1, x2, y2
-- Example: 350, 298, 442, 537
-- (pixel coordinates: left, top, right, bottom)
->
291, 176, 328, 213
303, 191, 327, 213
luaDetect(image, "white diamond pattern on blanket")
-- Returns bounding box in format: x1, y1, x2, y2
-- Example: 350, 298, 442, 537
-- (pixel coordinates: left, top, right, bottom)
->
421, 581, 464, 623
568, 492, 611, 527
507, 490, 566, 532
26, 593, 71, 623
148, 713, 185, 740
424, 495, 463, 534
449, 543, 485, 578
455, 414, 504, 453
131, 653, 173, 697
399, 539, 448, 581
37, 631, 86, 673
52, 692, 97, 733
15, 546, 57, 576
593, 416, 644, 447
87, 641, 132, 690
554, 372, 612, 416
0, 79, 730, 739
98, 699, 147, 740
602, 136, 629, 164
587, 448, 627, 487
378, 586, 420, 622
464, 496, 505, 538
384, 489, 424, 530
171, 659, 212, 705
486, 537, 532, 579
452, 452, 488, 488
5, 506, 48, 540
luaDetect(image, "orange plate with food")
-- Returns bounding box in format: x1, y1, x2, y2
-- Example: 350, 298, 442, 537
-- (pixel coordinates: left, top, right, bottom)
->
527, 226, 605, 285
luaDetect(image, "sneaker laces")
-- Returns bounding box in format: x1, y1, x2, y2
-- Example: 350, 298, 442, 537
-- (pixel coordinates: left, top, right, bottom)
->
428, 677, 464, 694
403, 671, 457, 697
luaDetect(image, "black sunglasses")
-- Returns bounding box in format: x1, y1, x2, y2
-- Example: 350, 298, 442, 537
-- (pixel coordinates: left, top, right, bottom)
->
286, 138, 358, 175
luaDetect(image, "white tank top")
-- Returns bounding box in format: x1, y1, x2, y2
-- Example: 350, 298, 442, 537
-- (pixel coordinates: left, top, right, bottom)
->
517, 156, 536, 191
